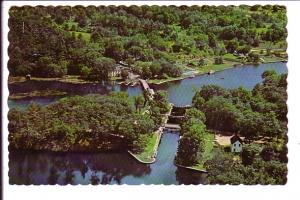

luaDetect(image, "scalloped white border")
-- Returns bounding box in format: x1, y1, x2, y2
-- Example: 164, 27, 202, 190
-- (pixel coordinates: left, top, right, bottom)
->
2, 1, 300, 200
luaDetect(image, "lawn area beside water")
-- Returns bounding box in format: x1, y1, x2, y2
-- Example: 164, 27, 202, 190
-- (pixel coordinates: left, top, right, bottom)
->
176, 133, 214, 172
128, 131, 162, 163
190, 133, 215, 171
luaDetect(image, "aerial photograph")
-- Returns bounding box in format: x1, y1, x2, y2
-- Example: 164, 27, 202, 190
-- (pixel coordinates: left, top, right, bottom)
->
7, 5, 287, 185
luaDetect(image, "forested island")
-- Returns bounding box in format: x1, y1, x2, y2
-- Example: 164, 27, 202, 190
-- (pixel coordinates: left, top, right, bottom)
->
9, 90, 170, 153
9, 5, 286, 87
175, 70, 287, 184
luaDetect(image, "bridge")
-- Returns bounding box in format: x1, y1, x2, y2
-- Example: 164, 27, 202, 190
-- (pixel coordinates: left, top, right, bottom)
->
139, 79, 155, 97
164, 123, 181, 132
138, 79, 192, 132
167, 105, 191, 124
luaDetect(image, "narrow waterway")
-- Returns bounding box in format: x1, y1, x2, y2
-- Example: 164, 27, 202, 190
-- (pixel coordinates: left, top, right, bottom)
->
8, 62, 287, 184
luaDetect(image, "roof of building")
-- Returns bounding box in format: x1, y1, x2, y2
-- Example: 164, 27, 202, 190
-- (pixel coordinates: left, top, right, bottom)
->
230, 135, 243, 144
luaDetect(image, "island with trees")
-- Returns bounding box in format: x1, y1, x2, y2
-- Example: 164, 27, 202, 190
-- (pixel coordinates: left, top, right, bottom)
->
174, 70, 287, 184
9, 90, 170, 154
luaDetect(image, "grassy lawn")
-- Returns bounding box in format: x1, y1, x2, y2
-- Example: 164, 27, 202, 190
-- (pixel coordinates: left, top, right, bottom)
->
261, 56, 285, 63
223, 53, 242, 62
70, 31, 91, 42
8, 75, 92, 84
130, 132, 161, 163
190, 133, 215, 171
197, 61, 239, 74
110, 76, 123, 81
148, 76, 185, 84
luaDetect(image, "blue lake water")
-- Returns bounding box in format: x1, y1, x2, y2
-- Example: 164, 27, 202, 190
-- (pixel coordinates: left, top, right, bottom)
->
8, 62, 287, 184
153, 62, 288, 106
8, 62, 287, 109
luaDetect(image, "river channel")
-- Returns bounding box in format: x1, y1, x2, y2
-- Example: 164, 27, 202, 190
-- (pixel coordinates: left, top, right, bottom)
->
8, 62, 287, 184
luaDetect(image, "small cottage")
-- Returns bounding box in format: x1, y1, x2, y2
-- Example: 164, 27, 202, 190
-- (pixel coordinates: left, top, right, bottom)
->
230, 135, 243, 153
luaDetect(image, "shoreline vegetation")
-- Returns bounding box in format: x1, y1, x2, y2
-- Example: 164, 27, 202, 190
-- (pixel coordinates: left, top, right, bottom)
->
8, 58, 286, 100
8, 89, 172, 160
173, 70, 287, 183
128, 103, 173, 163
127, 129, 162, 164
8, 89, 67, 100
8, 56, 286, 86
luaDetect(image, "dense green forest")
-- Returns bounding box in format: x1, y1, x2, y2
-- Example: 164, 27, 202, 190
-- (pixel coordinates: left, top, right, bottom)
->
9, 5, 287, 80
175, 107, 213, 167
175, 70, 287, 184
192, 70, 287, 139
8, 91, 170, 152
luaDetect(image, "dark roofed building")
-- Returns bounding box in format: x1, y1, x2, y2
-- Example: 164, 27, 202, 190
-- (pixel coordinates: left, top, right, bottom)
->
230, 134, 243, 153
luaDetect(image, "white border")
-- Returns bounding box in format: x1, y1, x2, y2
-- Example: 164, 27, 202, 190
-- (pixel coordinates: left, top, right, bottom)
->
2, 1, 300, 200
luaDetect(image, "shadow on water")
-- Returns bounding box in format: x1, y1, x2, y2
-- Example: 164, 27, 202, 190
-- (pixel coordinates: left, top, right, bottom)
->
9, 151, 151, 185
175, 168, 208, 185
8, 132, 207, 185
8, 80, 143, 109
9, 80, 143, 96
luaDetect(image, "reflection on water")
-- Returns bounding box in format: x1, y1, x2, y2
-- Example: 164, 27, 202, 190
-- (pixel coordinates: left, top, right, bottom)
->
9, 132, 206, 185
9, 80, 142, 96
8, 80, 142, 109
8, 97, 60, 110
9, 151, 151, 185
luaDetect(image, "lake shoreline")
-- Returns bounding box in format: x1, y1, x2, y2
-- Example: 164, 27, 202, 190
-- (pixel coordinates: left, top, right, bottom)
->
175, 163, 208, 173
8, 59, 287, 91
150, 59, 287, 85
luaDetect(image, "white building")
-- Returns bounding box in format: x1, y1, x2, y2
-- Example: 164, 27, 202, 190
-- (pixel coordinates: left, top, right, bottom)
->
230, 135, 243, 153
